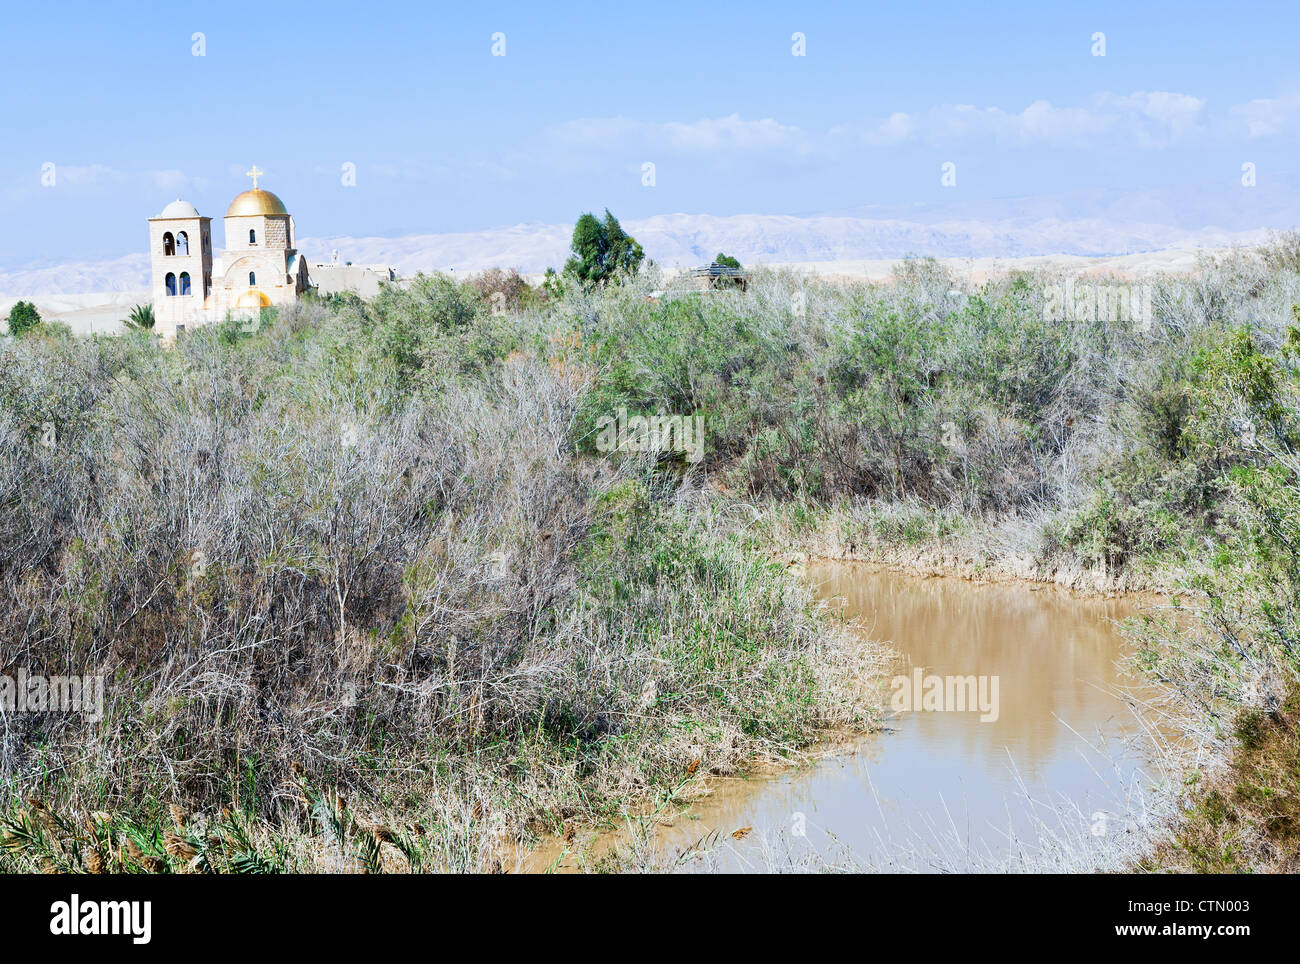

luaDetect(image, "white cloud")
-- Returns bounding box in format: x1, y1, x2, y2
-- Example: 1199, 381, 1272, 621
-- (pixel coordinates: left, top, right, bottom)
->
54, 164, 119, 187
839, 91, 1207, 149
1233, 92, 1300, 137
1097, 91, 1207, 145
4, 165, 206, 205
150, 169, 207, 194
1014, 100, 1113, 142
873, 112, 915, 145
25, 165, 204, 192
546, 113, 810, 155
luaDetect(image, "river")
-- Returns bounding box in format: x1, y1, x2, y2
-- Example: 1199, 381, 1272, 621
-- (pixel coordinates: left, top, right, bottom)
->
528, 562, 1169, 872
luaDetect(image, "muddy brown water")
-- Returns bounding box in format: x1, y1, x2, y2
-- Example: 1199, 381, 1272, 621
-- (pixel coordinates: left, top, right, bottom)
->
526, 563, 1167, 872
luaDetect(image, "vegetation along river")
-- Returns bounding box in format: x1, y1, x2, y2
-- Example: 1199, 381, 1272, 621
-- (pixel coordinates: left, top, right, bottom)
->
530, 562, 1168, 872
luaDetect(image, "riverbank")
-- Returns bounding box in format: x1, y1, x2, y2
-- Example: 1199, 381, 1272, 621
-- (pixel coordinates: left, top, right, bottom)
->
754, 501, 1186, 597
0, 317, 894, 872
5, 244, 1299, 874
525, 558, 1181, 873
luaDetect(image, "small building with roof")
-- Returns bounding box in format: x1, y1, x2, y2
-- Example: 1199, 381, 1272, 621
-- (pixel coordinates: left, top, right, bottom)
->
681, 260, 750, 292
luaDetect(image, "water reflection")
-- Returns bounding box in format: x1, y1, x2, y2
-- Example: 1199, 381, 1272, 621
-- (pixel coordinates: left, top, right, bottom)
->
531, 564, 1165, 871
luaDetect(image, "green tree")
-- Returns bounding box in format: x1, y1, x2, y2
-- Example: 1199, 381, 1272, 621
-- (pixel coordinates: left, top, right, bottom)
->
715, 252, 742, 270
564, 210, 644, 289
6, 300, 41, 337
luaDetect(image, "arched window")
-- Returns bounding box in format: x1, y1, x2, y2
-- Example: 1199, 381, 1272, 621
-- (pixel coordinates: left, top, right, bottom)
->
165, 272, 177, 296
177, 231, 189, 255
248, 271, 256, 286
179, 272, 191, 295
163, 232, 175, 256
249, 228, 257, 245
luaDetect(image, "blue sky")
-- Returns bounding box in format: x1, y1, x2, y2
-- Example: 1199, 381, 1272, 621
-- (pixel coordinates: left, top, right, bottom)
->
3, 0, 1299, 263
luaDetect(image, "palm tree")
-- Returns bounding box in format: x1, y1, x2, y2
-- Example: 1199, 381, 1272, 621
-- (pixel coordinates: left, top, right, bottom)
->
125, 303, 155, 330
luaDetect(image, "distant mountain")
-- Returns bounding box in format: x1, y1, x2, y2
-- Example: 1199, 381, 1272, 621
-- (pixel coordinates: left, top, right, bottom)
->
0, 253, 151, 297
0, 213, 1272, 297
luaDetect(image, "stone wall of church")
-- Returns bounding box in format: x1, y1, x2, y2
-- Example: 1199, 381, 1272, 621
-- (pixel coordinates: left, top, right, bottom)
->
224, 215, 266, 252
224, 215, 293, 252
264, 217, 287, 248
217, 251, 298, 313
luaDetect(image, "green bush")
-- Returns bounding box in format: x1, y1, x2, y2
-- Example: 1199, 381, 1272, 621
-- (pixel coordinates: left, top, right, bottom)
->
6, 300, 41, 337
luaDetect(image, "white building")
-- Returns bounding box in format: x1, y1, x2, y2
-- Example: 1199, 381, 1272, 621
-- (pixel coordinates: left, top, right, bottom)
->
148, 167, 310, 339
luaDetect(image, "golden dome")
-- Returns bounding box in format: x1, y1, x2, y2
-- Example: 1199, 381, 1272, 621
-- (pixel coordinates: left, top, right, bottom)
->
226, 189, 288, 218
236, 289, 272, 308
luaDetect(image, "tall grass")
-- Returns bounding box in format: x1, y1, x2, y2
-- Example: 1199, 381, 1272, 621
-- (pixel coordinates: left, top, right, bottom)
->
3, 235, 1300, 871
0, 292, 877, 872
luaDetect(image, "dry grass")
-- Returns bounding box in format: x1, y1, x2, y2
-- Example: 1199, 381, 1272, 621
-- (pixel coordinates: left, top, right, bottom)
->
0, 299, 882, 872
5, 235, 1300, 872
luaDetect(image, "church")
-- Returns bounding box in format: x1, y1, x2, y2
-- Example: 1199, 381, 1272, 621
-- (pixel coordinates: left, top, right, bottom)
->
148, 167, 310, 339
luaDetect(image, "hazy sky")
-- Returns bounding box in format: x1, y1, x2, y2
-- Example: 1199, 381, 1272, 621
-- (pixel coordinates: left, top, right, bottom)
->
3, 0, 1300, 263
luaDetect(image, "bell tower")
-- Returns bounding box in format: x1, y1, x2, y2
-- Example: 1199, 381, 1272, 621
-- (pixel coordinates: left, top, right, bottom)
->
148, 199, 213, 340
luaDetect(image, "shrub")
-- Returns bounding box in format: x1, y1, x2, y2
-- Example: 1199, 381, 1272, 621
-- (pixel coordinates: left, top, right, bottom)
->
6, 300, 40, 337
468, 267, 543, 313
